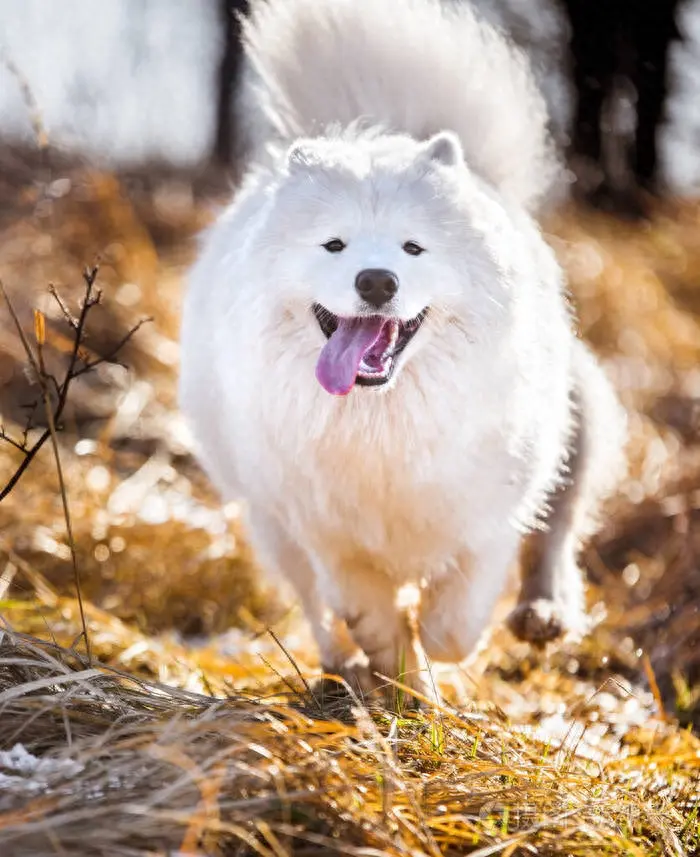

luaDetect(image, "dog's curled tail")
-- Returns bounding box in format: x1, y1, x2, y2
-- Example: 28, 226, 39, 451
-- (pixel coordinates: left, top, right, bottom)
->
237, 0, 559, 212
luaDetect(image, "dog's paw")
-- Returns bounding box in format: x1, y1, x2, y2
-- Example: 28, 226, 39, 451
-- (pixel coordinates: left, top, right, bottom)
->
319, 651, 374, 696
506, 598, 586, 647
320, 655, 432, 712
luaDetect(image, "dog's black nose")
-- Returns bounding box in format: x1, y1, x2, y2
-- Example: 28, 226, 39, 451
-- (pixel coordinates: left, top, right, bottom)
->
354, 269, 399, 308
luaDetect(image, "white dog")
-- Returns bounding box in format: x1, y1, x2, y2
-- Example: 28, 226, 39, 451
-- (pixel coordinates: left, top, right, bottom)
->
179, 0, 626, 698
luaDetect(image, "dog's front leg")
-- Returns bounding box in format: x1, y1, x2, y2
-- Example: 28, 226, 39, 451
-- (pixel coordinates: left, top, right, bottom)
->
317, 562, 421, 705
420, 538, 519, 666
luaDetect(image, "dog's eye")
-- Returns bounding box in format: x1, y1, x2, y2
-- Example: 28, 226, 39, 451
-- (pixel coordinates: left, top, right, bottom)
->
403, 241, 425, 256
322, 238, 346, 253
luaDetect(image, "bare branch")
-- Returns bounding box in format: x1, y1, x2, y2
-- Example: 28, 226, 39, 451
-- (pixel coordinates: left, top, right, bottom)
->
49, 284, 79, 330
0, 428, 28, 454
0, 268, 147, 501
0, 284, 90, 660
72, 315, 153, 378
0, 431, 50, 500
0, 268, 150, 662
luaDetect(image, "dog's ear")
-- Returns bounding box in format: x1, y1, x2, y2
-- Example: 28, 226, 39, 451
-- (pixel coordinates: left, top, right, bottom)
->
286, 139, 322, 172
421, 131, 463, 167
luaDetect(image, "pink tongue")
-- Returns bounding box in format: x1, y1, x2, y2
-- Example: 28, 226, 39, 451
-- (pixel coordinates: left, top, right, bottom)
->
316, 316, 386, 395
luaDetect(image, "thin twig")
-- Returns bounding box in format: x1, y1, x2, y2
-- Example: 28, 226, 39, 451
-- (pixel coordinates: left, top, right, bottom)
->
72, 315, 152, 378
0, 269, 149, 502
40, 356, 91, 664
48, 284, 79, 329
0, 269, 149, 661
0, 427, 52, 501
0, 428, 28, 454
1, 286, 91, 662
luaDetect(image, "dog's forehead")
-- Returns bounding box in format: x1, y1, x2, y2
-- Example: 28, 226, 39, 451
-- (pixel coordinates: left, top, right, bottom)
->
301, 155, 443, 205
309, 177, 444, 234
277, 138, 465, 236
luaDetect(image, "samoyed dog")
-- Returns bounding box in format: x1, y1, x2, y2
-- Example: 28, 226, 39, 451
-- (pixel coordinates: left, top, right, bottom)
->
179, 0, 626, 698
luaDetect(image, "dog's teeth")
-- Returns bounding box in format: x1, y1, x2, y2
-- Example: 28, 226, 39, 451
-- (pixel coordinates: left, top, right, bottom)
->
358, 353, 392, 379
382, 320, 399, 358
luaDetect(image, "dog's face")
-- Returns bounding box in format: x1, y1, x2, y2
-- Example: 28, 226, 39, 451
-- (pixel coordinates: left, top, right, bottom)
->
255, 131, 512, 396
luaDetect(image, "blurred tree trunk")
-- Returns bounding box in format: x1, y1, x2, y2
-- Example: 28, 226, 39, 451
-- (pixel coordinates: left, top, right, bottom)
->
214, 0, 250, 167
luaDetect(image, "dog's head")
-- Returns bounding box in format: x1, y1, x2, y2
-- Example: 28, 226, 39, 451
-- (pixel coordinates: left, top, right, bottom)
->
254, 130, 513, 396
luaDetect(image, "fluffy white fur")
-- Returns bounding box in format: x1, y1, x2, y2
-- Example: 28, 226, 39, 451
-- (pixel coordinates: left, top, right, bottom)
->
236, 0, 557, 212
179, 0, 626, 696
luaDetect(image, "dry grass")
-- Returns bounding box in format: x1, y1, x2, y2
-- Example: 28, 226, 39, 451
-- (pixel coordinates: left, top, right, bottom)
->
0, 147, 699, 855
0, 629, 698, 857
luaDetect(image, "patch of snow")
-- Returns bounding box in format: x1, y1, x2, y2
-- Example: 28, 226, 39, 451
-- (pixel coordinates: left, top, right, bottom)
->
0, 743, 84, 794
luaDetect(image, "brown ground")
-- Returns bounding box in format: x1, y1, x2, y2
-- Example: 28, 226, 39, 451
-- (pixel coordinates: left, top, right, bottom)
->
0, 146, 698, 856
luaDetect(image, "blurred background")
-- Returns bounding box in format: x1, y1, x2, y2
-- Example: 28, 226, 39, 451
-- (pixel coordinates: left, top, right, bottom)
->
2, 1, 700, 195
0, 0, 698, 734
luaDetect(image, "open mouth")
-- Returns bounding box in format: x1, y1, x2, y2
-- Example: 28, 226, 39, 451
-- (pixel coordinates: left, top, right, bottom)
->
313, 303, 428, 395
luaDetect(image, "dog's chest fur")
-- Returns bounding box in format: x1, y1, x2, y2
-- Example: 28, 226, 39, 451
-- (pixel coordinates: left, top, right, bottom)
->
234, 359, 545, 582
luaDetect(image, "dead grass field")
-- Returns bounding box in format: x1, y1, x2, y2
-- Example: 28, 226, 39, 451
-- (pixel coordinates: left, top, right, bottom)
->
0, 148, 698, 856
